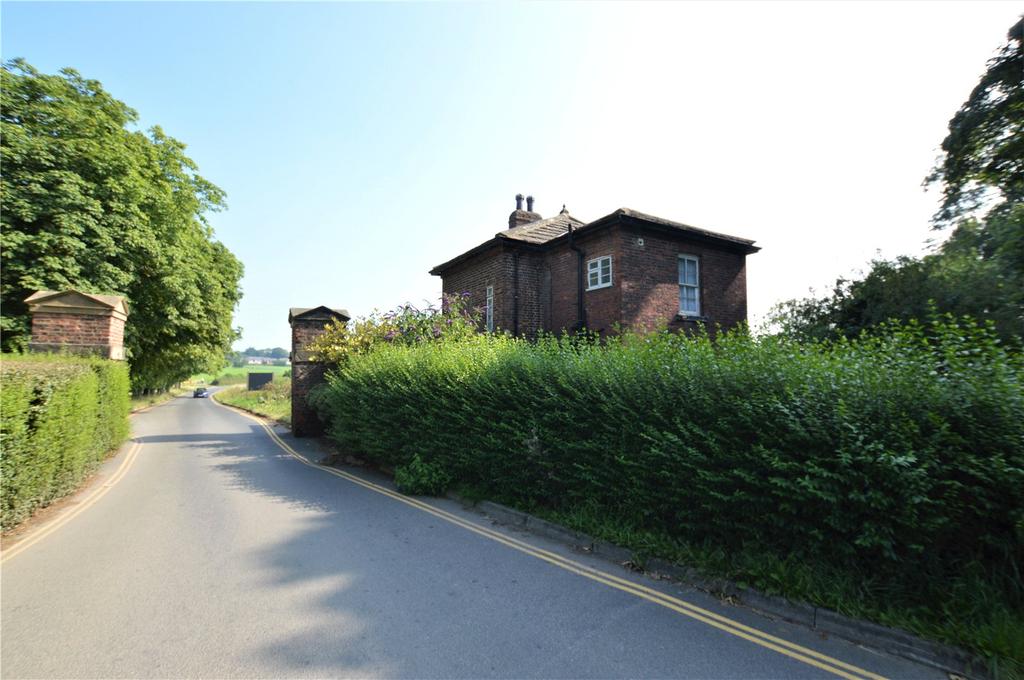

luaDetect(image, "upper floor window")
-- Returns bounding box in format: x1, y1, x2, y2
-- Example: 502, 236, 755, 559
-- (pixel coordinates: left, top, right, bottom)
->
678, 255, 701, 316
587, 256, 612, 290
485, 285, 494, 331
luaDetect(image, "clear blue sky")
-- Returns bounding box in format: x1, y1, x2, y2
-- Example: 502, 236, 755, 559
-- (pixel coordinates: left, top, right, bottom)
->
3, 2, 1018, 349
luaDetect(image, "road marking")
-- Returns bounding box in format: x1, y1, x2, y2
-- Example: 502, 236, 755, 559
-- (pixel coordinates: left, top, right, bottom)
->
212, 396, 888, 680
1, 442, 142, 564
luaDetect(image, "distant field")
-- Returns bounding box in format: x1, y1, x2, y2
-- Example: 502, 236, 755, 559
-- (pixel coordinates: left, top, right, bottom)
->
192, 364, 291, 385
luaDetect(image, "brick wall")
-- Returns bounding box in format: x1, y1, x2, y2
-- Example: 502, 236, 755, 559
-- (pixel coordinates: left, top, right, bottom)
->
547, 228, 622, 335
437, 222, 751, 338
31, 312, 113, 344
516, 251, 546, 338
29, 309, 126, 360
440, 245, 514, 333
619, 228, 748, 334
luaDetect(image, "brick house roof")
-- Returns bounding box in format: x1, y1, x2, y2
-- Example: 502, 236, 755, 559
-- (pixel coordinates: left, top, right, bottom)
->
430, 206, 758, 275
502, 209, 585, 244
562, 208, 759, 251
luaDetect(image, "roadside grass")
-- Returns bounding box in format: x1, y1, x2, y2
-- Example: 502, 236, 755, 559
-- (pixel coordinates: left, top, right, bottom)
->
214, 379, 291, 425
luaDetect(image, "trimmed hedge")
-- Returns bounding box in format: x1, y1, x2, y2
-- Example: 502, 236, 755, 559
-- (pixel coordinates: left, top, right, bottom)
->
1, 355, 130, 530
311, 318, 1023, 665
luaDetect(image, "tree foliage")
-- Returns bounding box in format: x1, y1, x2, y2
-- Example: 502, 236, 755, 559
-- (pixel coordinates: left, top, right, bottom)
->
774, 20, 1023, 344
1, 59, 243, 391
926, 18, 1023, 227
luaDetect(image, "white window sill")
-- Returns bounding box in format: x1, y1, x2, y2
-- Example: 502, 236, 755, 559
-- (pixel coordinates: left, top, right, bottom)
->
586, 282, 612, 291
676, 313, 707, 322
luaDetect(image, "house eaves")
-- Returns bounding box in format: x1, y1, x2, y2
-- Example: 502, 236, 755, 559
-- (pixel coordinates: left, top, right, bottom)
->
547, 208, 761, 255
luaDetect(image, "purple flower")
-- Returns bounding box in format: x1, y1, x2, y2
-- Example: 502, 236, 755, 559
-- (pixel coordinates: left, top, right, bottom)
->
432, 326, 442, 338
384, 330, 398, 341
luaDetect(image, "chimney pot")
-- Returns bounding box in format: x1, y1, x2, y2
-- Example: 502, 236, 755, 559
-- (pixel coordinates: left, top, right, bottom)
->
515, 193, 524, 210
526, 195, 535, 212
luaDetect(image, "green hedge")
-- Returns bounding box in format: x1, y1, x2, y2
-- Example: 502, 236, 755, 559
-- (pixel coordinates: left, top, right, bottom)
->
1, 355, 130, 530
311, 318, 1023, 667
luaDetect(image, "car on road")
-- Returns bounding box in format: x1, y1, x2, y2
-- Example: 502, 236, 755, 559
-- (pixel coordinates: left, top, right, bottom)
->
193, 387, 209, 398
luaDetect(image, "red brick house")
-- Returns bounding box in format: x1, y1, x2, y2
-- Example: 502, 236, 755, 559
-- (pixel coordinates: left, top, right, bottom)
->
430, 195, 759, 336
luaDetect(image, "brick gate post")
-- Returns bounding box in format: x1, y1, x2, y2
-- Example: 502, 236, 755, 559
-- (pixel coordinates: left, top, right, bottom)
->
25, 290, 129, 360
288, 306, 350, 437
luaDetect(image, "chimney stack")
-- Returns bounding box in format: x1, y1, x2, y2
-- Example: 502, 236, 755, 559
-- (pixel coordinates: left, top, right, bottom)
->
508, 193, 542, 230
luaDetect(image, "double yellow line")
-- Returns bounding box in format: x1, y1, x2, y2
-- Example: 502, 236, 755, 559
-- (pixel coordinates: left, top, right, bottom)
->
213, 396, 887, 680
1, 441, 143, 564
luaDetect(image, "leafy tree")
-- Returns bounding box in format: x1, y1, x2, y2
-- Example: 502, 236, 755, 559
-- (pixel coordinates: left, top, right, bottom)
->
926, 17, 1023, 227
1, 59, 243, 391
269, 346, 288, 359
773, 20, 1023, 344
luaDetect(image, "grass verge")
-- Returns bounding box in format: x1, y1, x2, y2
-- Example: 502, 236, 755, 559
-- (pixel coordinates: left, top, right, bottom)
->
214, 379, 291, 425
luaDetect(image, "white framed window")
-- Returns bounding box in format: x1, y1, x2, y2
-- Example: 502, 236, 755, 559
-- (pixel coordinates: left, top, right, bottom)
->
586, 256, 612, 290
485, 285, 494, 331
678, 255, 701, 316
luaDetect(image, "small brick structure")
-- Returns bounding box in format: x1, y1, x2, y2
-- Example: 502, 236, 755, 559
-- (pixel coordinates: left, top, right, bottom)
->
25, 290, 129, 360
289, 306, 350, 437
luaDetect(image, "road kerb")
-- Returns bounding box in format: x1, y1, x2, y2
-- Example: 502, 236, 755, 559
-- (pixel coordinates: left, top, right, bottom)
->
469, 500, 985, 680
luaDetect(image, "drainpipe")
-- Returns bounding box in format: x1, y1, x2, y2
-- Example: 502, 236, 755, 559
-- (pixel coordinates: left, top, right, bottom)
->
513, 251, 520, 336
568, 225, 586, 332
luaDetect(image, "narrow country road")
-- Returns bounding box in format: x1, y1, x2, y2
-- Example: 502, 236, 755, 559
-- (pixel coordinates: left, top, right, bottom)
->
2, 394, 943, 679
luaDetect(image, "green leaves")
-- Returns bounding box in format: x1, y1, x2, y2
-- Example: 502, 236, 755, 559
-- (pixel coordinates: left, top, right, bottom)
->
314, 319, 1022, 571
926, 18, 1024, 228
0, 355, 130, 530
0, 60, 243, 391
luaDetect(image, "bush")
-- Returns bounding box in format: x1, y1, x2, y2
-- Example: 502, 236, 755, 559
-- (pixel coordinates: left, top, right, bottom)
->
394, 454, 452, 496
308, 293, 480, 365
311, 317, 1023, 668
1, 354, 130, 530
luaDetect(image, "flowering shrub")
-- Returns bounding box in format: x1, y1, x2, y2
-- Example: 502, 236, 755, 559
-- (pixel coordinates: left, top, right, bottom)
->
308, 293, 481, 365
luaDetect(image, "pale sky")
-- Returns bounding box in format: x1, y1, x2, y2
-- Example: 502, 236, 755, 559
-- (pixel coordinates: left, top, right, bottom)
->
3, 2, 1019, 348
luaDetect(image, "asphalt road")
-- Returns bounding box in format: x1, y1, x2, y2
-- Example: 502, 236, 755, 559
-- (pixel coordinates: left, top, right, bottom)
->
1, 393, 945, 679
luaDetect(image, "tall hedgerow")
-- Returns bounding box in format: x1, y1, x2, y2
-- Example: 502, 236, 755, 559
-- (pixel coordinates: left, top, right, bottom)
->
311, 316, 1023, 669
1, 354, 130, 529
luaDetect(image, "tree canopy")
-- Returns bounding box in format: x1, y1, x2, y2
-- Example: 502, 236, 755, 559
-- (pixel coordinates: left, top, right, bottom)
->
773, 20, 1023, 344
1, 59, 244, 390
926, 18, 1023, 228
